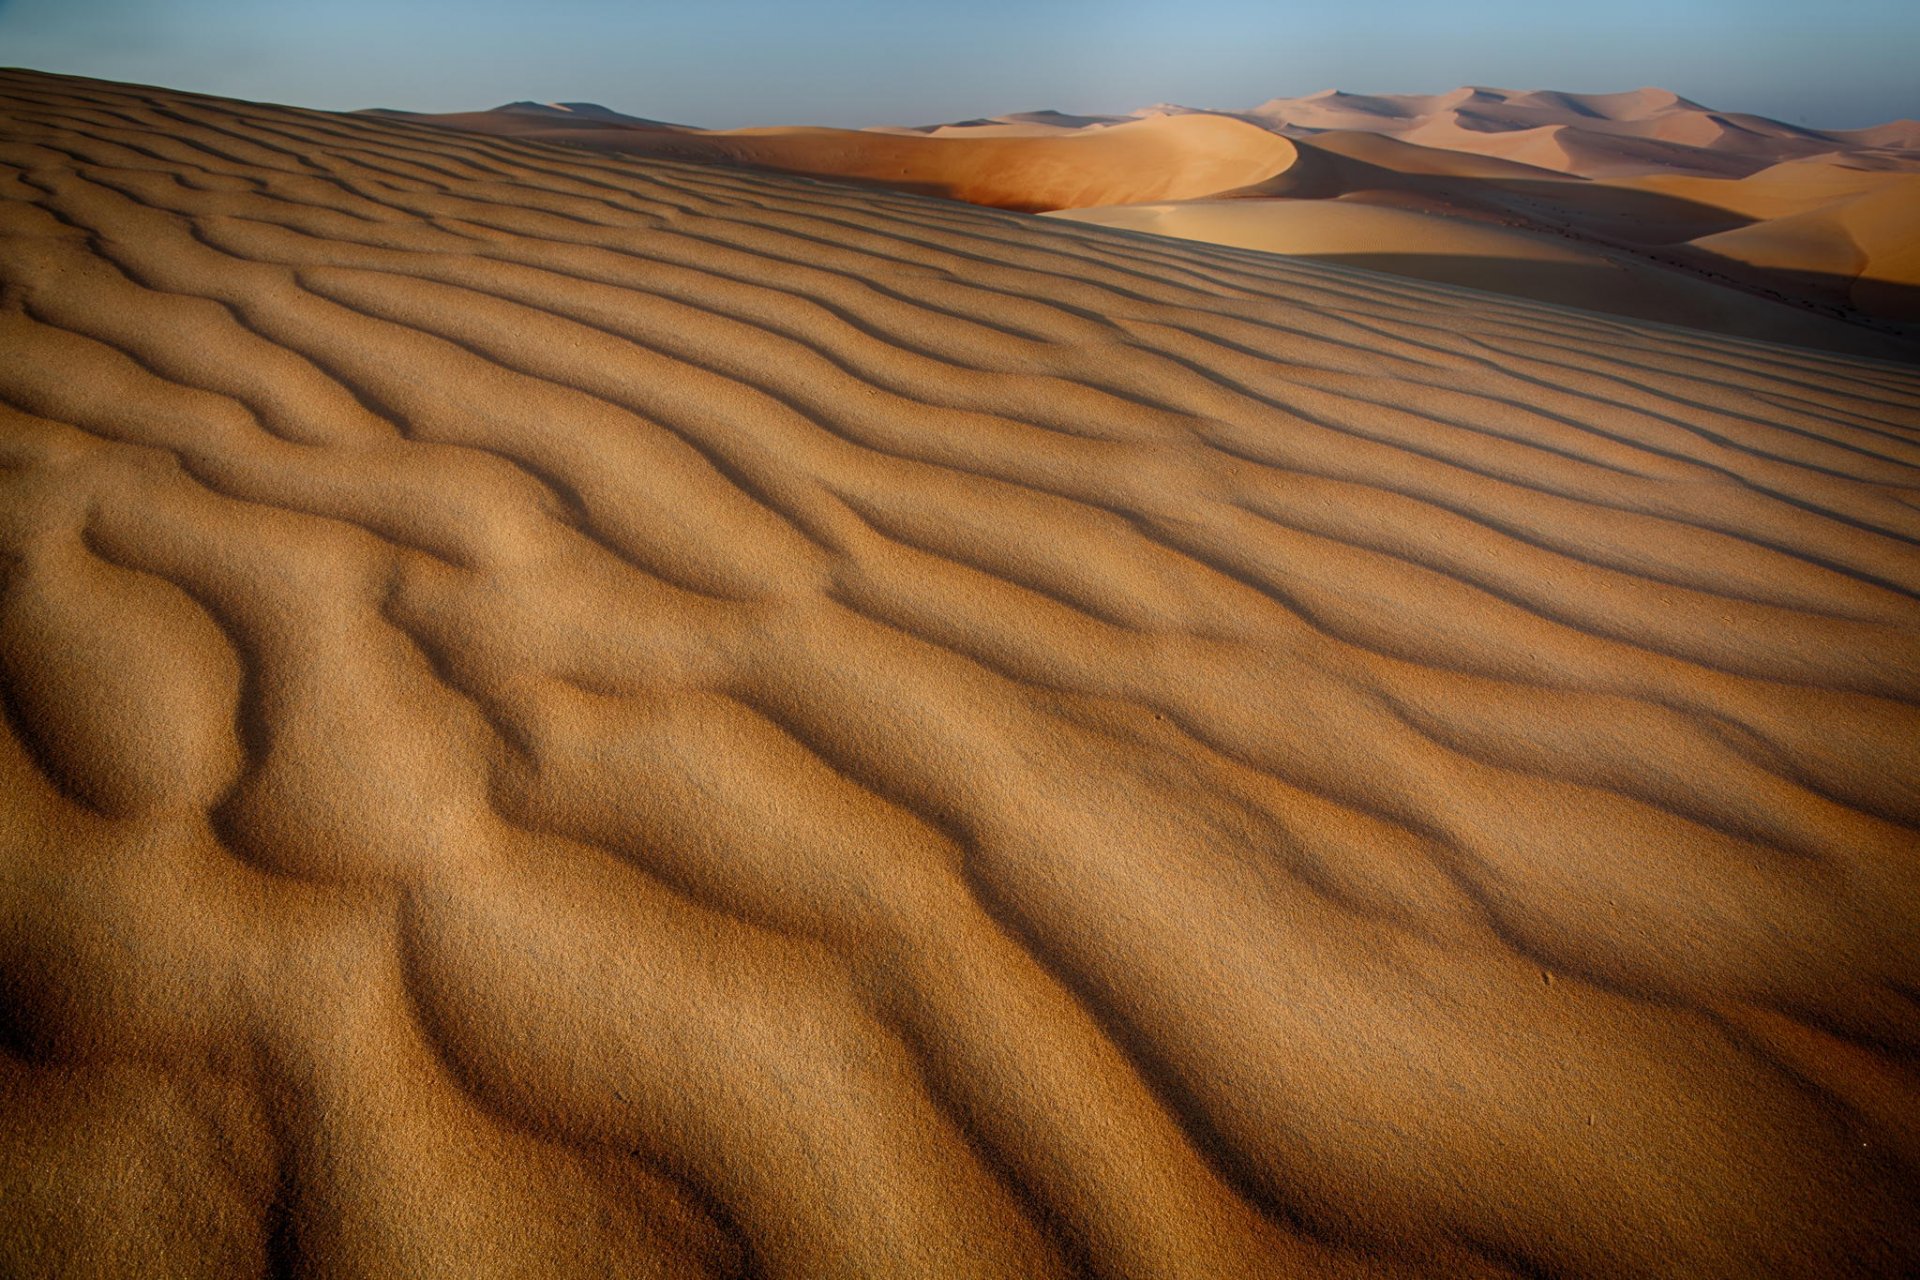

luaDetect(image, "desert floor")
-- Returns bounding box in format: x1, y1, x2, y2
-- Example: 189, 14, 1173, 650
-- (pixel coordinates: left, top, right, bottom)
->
2, 69, 1919, 1278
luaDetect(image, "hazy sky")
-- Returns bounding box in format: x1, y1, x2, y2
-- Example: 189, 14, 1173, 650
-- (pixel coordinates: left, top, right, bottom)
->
2, 0, 1915, 129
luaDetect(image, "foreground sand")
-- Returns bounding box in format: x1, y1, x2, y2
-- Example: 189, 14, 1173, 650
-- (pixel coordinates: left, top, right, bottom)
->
3, 68, 1920, 1278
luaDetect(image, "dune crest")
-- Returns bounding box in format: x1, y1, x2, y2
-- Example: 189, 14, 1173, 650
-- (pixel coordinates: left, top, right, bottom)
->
2, 68, 1920, 1279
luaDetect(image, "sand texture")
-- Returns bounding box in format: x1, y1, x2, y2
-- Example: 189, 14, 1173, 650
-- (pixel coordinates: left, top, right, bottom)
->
3, 68, 1920, 1278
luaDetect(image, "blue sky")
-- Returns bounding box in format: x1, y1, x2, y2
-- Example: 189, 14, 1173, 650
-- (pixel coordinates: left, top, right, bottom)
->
2, 0, 1914, 129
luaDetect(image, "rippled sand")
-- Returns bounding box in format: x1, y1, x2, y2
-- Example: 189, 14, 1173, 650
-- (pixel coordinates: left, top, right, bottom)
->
2, 69, 1918, 1279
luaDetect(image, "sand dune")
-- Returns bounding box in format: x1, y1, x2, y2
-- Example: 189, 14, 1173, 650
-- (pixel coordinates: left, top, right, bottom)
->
1043, 198, 1900, 352
1051, 130, 1919, 358
1245, 85, 1905, 179
1689, 176, 1920, 315
1622, 161, 1920, 320
489, 101, 691, 127
4, 67, 1920, 1279
1403, 122, 1766, 180
392, 90, 1920, 354
1625, 152, 1920, 221
385, 105, 1300, 212
877, 109, 1137, 139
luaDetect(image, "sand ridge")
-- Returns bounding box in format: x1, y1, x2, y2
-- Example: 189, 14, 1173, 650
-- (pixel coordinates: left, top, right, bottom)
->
3, 68, 1920, 1278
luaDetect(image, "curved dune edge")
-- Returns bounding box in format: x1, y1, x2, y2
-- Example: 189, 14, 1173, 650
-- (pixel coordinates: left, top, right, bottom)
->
2, 68, 1920, 1279
384, 107, 1303, 212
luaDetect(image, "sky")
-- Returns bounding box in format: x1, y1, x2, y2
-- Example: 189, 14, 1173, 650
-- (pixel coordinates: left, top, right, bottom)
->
1, 0, 1915, 130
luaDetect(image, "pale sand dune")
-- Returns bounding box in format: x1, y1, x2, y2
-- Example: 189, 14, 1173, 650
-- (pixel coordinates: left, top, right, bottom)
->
1399, 120, 1768, 179
1837, 120, 1920, 151
4, 68, 1920, 1279
885, 110, 1136, 139
1625, 153, 1920, 221
1247, 86, 1883, 180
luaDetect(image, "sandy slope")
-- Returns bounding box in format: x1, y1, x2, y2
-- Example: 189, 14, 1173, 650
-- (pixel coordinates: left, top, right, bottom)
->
3, 68, 1920, 1279
393, 93, 1920, 354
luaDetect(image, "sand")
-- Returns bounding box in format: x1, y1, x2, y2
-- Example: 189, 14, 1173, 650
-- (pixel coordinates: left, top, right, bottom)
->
393, 90, 1920, 356
1654, 168, 1920, 321
1042, 126, 1920, 357
382, 107, 1300, 213
2, 67, 1920, 1279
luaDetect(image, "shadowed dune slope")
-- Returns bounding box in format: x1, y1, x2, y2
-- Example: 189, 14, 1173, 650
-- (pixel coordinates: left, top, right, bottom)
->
3, 68, 1920, 1279
1684, 174, 1920, 319
1041, 198, 1903, 354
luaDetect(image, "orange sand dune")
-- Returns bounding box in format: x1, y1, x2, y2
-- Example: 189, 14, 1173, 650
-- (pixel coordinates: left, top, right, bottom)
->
386, 106, 1299, 212
1687, 175, 1920, 316
4, 68, 1920, 1279
1624, 152, 1920, 220
1621, 160, 1920, 320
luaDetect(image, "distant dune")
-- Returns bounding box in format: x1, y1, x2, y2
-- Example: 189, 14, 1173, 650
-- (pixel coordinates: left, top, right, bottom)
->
1243, 86, 1886, 178
385, 86, 1920, 355
4, 68, 1920, 1279
376, 108, 1302, 213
